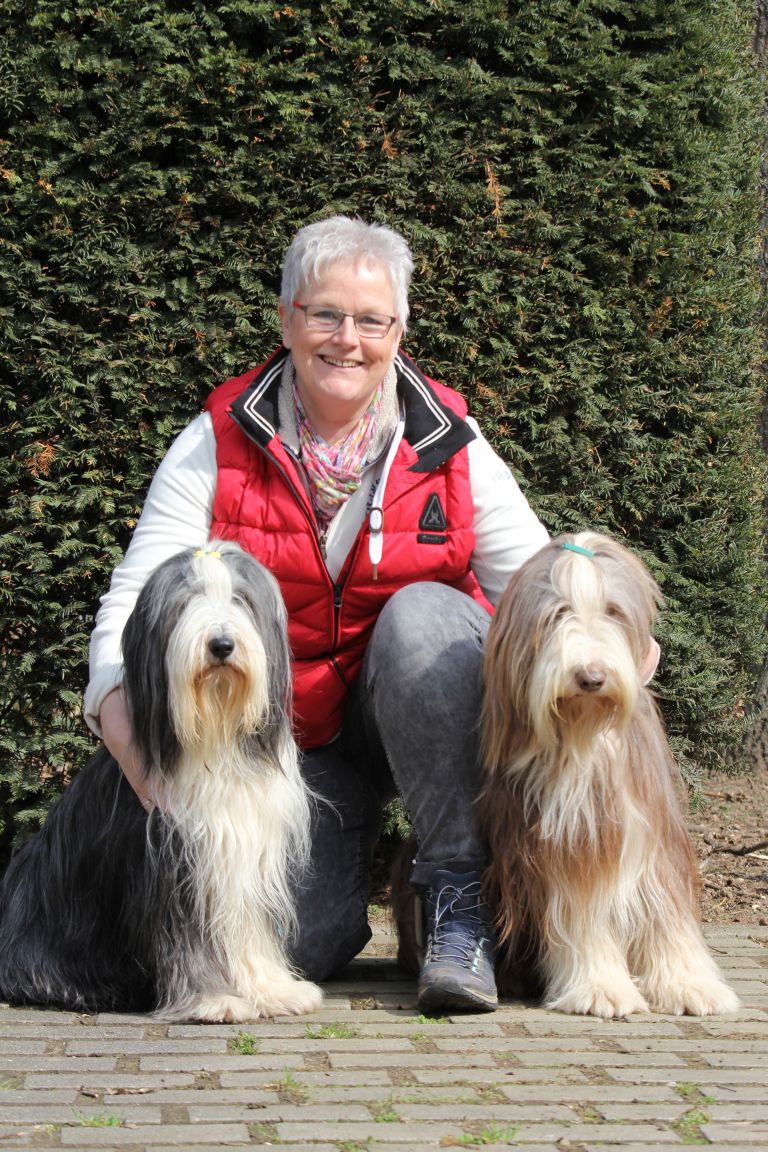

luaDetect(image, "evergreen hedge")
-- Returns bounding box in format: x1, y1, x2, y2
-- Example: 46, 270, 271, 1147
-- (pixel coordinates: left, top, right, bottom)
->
1, 0, 765, 851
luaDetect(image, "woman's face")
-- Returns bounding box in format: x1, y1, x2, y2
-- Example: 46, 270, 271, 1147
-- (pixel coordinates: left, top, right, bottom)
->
280, 259, 403, 439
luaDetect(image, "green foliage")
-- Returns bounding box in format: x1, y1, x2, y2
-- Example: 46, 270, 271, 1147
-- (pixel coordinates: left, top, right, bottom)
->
1, 0, 765, 848
305, 1021, 360, 1039
230, 1029, 260, 1055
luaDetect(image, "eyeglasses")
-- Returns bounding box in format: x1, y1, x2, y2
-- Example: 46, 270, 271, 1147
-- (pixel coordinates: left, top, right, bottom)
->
293, 301, 398, 339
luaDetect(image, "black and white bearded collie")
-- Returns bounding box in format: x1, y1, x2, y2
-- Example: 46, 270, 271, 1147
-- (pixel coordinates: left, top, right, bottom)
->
0, 542, 322, 1022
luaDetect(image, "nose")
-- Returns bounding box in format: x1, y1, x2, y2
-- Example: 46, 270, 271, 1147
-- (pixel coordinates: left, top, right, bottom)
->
330, 314, 359, 342
208, 634, 235, 662
575, 663, 606, 692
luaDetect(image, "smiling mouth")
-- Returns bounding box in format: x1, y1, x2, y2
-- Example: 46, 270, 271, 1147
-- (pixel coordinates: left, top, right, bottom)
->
320, 356, 361, 369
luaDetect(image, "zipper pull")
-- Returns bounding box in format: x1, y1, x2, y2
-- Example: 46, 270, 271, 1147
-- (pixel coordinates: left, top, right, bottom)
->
369, 507, 383, 582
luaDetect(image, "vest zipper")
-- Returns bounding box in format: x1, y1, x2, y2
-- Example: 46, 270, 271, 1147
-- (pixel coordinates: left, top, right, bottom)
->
330, 525, 370, 652
331, 570, 345, 651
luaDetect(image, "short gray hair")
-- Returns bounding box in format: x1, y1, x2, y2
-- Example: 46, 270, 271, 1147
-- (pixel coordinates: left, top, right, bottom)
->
279, 215, 414, 328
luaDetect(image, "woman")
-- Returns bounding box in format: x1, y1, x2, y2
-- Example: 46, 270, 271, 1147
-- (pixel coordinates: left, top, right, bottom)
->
85, 215, 550, 1014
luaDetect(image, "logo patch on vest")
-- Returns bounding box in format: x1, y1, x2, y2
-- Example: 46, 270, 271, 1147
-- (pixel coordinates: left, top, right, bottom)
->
418, 493, 447, 545
419, 493, 447, 532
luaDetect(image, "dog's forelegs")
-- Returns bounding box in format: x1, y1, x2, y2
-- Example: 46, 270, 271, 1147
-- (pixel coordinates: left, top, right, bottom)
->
156, 972, 321, 1024
184, 986, 322, 1023
243, 975, 324, 1019
634, 915, 740, 1016
228, 942, 323, 1019
185, 981, 321, 1023
541, 914, 650, 1018
154, 943, 322, 1023
184, 993, 266, 1024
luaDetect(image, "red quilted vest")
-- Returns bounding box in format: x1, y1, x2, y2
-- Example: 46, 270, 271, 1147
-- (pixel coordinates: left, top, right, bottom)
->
205, 348, 491, 748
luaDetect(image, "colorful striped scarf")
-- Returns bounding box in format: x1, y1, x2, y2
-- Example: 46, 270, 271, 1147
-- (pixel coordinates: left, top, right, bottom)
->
294, 382, 384, 534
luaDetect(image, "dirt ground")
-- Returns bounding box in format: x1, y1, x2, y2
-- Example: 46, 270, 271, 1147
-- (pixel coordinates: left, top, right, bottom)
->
688, 760, 768, 926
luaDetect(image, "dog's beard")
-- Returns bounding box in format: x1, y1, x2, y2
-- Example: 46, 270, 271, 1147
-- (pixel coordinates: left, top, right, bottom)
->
550, 694, 622, 751
507, 626, 644, 850
194, 664, 266, 741
529, 635, 639, 757
166, 624, 270, 761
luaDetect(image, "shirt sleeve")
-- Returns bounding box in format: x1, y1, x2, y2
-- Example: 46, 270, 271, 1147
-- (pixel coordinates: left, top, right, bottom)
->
83, 412, 218, 736
467, 417, 550, 606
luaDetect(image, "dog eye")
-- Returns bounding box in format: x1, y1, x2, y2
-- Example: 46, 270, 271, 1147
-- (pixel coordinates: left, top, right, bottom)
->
606, 604, 627, 624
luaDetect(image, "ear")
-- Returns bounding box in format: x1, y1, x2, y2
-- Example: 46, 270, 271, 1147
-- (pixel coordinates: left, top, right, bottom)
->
278, 301, 292, 349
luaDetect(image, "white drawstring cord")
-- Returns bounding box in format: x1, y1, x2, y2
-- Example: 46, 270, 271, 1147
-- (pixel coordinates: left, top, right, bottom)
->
368, 416, 405, 580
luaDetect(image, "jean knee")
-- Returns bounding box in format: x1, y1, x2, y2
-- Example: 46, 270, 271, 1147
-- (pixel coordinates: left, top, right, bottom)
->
369, 583, 489, 677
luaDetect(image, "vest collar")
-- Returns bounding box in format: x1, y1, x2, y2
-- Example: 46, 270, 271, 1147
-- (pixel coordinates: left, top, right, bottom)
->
227, 347, 475, 473
394, 352, 476, 473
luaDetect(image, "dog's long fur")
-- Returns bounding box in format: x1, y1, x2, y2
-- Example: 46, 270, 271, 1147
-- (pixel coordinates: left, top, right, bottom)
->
479, 531, 739, 1017
0, 542, 322, 1022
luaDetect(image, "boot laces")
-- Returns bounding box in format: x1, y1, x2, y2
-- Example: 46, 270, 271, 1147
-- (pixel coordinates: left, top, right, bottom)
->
425, 881, 490, 966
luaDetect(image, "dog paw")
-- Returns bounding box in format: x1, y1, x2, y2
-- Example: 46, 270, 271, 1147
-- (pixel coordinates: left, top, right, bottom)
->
187, 994, 262, 1023
648, 979, 741, 1016
255, 978, 323, 1018
547, 982, 650, 1018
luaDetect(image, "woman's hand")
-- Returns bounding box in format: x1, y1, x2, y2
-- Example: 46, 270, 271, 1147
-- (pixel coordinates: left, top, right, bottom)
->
99, 688, 155, 812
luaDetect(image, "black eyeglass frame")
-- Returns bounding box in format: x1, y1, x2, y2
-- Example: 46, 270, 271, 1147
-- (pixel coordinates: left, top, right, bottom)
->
292, 301, 398, 339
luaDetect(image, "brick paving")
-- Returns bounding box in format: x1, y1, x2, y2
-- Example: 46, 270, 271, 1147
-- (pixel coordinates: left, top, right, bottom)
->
0, 922, 765, 1150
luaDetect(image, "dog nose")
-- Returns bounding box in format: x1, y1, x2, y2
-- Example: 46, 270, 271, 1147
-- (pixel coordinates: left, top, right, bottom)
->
208, 634, 235, 662
576, 664, 606, 692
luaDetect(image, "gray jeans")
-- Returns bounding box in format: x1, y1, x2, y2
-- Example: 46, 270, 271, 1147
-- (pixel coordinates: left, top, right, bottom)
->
290, 582, 491, 981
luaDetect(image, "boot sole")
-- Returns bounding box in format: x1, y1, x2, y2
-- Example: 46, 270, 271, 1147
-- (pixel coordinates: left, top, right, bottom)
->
417, 983, 498, 1015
